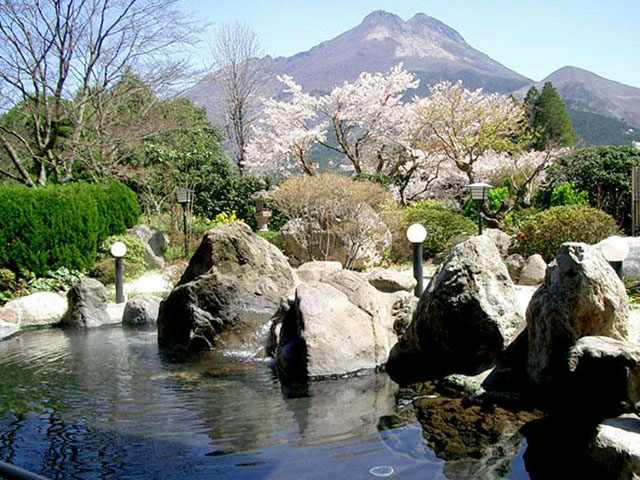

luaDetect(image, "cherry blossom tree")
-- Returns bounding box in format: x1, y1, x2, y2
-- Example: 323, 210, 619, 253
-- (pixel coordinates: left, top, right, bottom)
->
415, 81, 529, 184
244, 74, 326, 175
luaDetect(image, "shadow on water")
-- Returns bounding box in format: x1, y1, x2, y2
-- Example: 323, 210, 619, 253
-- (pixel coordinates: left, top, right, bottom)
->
0, 327, 542, 479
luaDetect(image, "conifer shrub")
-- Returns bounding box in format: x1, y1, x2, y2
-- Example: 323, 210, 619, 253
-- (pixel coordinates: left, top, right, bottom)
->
0, 181, 139, 276
515, 205, 619, 261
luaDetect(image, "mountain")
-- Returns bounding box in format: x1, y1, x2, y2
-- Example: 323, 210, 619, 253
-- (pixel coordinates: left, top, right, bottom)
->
186, 10, 531, 111
186, 11, 640, 147
515, 66, 640, 146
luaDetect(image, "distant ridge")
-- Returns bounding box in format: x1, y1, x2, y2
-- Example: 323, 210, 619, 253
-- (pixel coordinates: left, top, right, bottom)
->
186, 11, 640, 147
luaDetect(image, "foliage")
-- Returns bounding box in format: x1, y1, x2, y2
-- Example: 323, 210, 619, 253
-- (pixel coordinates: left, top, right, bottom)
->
463, 186, 511, 222
270, 174, 393, 269
515, 205, 619, 261
528, 83, 575, 150
550, 183, 588, 207
384, 200, 476, 262
0, 181, 139, 276
91, 234, 148, 284
26, 268, 86, 294
246, 65, 529, 205
544, 146, 640, 231
191, 212, 243, 237
0, 0, 196, 187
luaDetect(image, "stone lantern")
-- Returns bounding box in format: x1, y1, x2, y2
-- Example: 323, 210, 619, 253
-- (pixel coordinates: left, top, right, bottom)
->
251, 180, 271, 232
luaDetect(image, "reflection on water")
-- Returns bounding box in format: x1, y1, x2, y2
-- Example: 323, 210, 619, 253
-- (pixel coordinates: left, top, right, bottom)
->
0, 328, 532, 479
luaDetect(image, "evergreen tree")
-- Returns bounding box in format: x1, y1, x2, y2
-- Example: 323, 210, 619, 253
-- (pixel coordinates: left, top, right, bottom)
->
532, 82, 575, 150
523, 86, 539, 126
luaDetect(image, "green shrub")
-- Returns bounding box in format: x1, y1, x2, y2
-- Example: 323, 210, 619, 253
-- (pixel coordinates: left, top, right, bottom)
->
26, 267, 85, 294
0, 181, 139, 276
387, 200, 476, 262
463, 186, 510, 222
91, 234, 148, 284
550, 183, 588, 207
515, 205, 619, 261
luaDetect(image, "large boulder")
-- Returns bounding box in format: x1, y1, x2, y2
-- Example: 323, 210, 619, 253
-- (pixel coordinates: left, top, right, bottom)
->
278, 206, 392, 270
387, 235, 524, 382
366, 268, 416, 293
128, 224, 169, 270
526, 243, 630, 390
296, 261, 342, 283
518, 254, 547, 286
567, 336, 640, 419
589, 415, 640, 480
157, 222, 296, 353
484, 228, 513, 258
60, 278, 114, 328
0, 315, 18, 340
4, 291, 67, 328
275, 270, 403, 380
123, 295, 162, 326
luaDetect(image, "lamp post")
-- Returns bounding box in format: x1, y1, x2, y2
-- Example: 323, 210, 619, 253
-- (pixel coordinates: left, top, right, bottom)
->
175, 188, 193, 258
600, 235, 629, 279
407, 223, 427, 297
467, 182, 492, 235
110, 241, 127, 304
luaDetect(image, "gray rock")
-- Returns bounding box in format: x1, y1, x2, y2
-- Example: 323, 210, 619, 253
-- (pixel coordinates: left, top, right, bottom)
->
60, 278, 114, 328
278, 205, 392, 270
128, 224, 168, 270
484, 228, 513, 258
366, 268, 416, 293
387, 235, 524, 381
276, 271, 398, 379
390, 290, 417, 336
128, 224, 169, 257
0, 319, 18, 340
157, 222, 296, 352
0, 307, 19, 325
567, 336, 640, 417
297, 261, 343, 283
123, 295, 162, 326
505, 253, 525, 283
589, 415, 640, 480
526, 243, 630, 390
518, 254, 547, 286
5, 291, 68, 328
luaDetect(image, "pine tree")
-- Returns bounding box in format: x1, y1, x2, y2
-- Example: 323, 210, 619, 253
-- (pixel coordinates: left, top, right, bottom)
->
532, 82, 575, 150
523, 86, 539, 127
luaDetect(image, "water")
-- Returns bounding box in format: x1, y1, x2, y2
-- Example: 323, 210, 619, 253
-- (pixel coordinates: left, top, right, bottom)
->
0, 327, 532, 479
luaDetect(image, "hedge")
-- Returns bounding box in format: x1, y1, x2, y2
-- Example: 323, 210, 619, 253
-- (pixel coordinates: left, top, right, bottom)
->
0, 181, 139, 276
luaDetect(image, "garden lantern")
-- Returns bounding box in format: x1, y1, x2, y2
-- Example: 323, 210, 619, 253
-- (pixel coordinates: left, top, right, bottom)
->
110, 241, 127, 304
467, 182, 492, 235
406, 223, 427, 297
600, 235, 629, 278
175, 188, 193, 258
251, 180, 271, 232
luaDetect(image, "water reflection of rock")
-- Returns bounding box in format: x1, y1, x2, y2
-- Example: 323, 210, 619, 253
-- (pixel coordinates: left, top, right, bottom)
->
396, 388, 539, 480
283, 373, 399, 446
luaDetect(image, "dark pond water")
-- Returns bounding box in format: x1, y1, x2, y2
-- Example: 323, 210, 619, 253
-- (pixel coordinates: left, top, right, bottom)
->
0, 327, 533, 479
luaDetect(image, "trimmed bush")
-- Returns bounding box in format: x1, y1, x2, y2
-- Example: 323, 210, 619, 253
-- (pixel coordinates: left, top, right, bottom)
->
515, 205, 619, 261
0, 181, 139, 276
386, 200, 476, 262
91, 234, 148, 284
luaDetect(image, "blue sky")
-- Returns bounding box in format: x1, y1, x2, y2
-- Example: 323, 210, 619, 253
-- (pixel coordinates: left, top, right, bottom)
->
179, 0, 640, 88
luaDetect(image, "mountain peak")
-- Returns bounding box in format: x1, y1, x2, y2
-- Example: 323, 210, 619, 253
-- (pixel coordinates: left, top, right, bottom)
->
361, 10, 404, 25
407, 13, 465, 43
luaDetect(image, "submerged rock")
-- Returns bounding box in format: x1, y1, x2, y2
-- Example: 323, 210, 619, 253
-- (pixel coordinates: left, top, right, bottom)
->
274, 270, 406, 380
526, 243, 629, 391
123, 294, 162, 326
387, 235, 524, 382
157, 222, 295, 353
589, 414, 640, 480
567, 336, 640, 418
